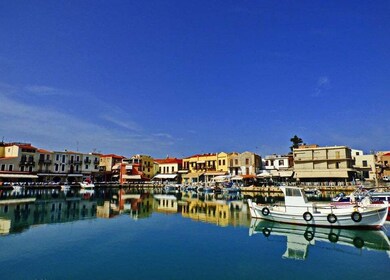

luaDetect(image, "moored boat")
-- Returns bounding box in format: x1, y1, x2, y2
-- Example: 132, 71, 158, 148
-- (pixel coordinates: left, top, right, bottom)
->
247, 185, 388, 229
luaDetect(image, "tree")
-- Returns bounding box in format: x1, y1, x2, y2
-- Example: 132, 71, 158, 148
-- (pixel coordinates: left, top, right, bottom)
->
290, 135, 303, 151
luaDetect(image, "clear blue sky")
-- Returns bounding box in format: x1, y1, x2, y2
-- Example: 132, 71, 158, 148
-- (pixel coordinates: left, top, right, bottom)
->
1, 1, 389, 158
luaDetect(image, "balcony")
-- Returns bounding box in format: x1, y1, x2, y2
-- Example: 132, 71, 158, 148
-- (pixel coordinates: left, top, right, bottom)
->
84, 159, 92, 164
38, 159, 52, 165
68, 160, 82, 165
19, 160, 36, 166
93, 159, 100, 164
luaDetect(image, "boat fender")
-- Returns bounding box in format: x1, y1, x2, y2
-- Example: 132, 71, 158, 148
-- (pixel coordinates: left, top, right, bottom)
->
262, 228, 271, 237
304, 230, 314, 241
261, 207, 270, 216
303, 212, 313, 222
351, 211, 362, 223
327, 213, 337, 224
328, 232, 339, 243
353, 237, 364, 248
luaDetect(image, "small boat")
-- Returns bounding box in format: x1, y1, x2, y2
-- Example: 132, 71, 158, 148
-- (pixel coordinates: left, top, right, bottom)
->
163, 185, 180, 194
79, 181, 95, 189
247, 185, 388, 229
332, 189, 390, 221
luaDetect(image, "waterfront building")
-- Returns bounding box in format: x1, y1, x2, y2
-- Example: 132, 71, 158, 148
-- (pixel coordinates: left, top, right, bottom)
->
181, 153, 217, 183
119, 154, 154, 184
376, 151, 390, 179
97, 154, 124, 182
351, 150, 376, 181
260, 154, 293, 182
0, 142, 39, 182
181, 151, 261, 184
293, 144, 355, 185
153, 157, 182, 183
81, 153, 100, 181
228, 151, 262, 185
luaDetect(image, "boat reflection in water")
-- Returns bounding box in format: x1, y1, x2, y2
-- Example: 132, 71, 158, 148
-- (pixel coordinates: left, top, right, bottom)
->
249, 219, 390, 260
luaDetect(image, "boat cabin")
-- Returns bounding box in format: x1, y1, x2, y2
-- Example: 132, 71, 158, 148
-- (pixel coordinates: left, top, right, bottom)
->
279, 186, 315, 214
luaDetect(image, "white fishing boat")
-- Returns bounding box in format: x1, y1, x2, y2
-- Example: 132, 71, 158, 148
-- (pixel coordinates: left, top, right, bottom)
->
247, 185, 388, 229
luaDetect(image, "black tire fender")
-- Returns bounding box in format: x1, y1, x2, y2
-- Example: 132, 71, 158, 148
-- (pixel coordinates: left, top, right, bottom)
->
351, 211, 362, 223
303, 211, 313, 222
327, 213, 337, 224
262, 207, 270, 216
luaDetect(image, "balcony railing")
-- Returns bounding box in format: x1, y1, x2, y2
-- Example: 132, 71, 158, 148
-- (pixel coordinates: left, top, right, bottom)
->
68, 160, 82, 165
19, 161, 36, 166
84, 159, 92, 164
38, 159, 52, 164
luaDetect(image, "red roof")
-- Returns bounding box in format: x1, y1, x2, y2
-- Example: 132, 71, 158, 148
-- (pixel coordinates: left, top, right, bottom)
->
37, 149, 51, 153
383, 152, 390, 156
101, 154, 125, 159
155, 158, 182, 164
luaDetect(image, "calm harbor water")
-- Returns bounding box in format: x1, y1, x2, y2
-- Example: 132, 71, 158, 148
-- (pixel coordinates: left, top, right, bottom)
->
0, 187, 389, 280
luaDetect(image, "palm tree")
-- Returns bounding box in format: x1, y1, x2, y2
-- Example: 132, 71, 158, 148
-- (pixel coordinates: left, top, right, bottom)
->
290, 135, 303, 151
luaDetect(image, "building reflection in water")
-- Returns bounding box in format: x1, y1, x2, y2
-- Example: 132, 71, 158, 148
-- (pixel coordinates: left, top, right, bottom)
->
0, 188, 97, 235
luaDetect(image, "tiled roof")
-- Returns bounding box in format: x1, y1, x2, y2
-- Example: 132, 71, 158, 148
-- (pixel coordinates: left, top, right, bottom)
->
101, 154, 125, 159
155, 158, 182, 164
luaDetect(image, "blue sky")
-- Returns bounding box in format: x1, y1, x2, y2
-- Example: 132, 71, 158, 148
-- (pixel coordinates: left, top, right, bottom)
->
0, 1, 389, 158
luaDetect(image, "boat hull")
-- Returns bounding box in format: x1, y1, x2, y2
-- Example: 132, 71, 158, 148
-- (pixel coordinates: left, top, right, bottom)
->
248, 199, 388, 229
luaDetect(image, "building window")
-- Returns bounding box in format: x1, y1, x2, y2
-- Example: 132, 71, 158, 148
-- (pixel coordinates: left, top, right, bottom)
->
62, 155, 66, 163
362, 160, 368, 167
61, 165, 65, 172
336, 162, 340, 169
28, 166, 33, 172
21, 166, 25, 172
235, 159, 238, 165
245, 158, 249, 165
55, 164, 59, 172
171, 166, 174, 173
1, 164, 5, 171
9, 165, 13, 171
279, 160, 284, 166
222, 160, 226, 165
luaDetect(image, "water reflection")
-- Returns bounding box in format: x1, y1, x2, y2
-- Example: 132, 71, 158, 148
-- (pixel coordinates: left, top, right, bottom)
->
2, 184, 390, 264
0, 188, 97, 235
0, 187, 251, 234
249, 219, 390, 260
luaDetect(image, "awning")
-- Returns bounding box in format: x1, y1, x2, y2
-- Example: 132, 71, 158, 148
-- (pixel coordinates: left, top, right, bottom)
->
295, 170, 349, 179
182, 172, 204, 179
211, 175, 231, 182
205, 172, 226, 176
112, 163, 121, 170
37, 173, 66, 177
153, 174, 178, 179
0, 174, 38, 179
257, 172, 272, 178
197, 161, 206, 164
122, 175, 142, 180
125, 165, 133, 170
270, 170, 294, 177
68, 174, 83, 177
231, 176, 243, 180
